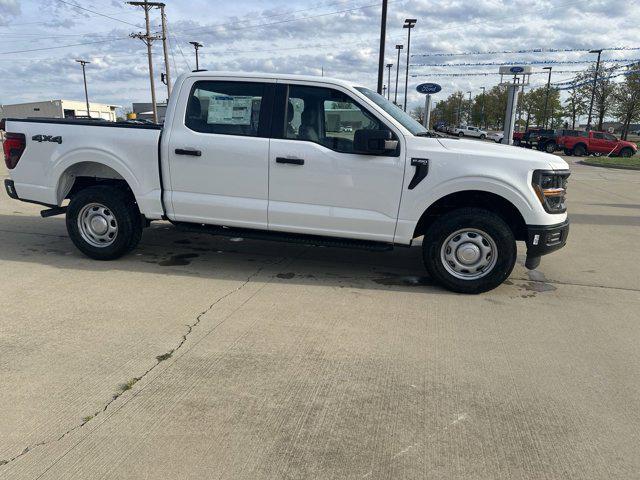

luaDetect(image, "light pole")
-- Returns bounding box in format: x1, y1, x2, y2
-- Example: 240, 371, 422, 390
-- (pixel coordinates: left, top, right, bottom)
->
586, 49, 603, 130
457, 92, 463, 125
542, 66, 552, 128
376, 0, 388, 95
480, 86, 486, 129
467, 90, 472, 124
386, 63, 393, 99
402, 18, 417, 111
189, 41, 203, 71
394, 45, 403, 105
75, 59, 91, 118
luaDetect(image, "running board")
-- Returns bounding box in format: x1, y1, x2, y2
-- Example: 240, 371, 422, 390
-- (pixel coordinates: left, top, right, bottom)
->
172, 222, 394, 252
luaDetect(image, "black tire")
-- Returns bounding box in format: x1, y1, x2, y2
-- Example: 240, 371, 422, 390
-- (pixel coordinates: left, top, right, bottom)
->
458, 131, 464, 137
544, 141, 557, 153
620, 147, 634, 158
66, 185, 143, 260
513, 139, 521, 147
572, 144, 586, 157
563, 148, 573, 156
480, 134, 486, 140
422, 208, 517, 294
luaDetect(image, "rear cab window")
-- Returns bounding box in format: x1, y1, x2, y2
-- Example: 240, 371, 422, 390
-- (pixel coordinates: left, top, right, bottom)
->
185, 81, 267, 137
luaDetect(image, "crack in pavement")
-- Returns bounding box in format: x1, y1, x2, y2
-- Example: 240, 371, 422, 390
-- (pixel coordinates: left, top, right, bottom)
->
0, 265, 265, 468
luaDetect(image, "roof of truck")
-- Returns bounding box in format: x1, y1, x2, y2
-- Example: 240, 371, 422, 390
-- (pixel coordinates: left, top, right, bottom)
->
185, 70, 361, 89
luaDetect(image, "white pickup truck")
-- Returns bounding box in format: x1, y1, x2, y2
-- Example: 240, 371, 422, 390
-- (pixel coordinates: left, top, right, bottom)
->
2, 71, 570, 293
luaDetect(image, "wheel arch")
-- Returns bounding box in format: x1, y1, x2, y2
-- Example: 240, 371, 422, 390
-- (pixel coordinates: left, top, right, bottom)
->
54, 155, 140, 205
412, 190, 528, 241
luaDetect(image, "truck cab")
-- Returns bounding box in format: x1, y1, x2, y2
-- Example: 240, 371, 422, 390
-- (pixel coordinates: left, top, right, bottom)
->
3, 72, 570, 293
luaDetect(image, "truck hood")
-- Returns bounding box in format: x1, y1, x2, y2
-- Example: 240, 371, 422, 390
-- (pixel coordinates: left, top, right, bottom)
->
434, 137, 569, 170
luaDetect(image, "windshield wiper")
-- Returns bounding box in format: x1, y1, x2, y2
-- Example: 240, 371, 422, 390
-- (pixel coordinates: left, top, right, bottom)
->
415, 131, 444, 138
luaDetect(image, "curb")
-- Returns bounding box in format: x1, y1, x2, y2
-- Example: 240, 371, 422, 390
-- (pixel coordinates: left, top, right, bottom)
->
578, 160, 640, 171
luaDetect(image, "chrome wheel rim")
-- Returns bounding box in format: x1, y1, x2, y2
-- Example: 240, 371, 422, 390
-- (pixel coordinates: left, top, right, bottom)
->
78, 203, 118, 248
440, 228, 498, 280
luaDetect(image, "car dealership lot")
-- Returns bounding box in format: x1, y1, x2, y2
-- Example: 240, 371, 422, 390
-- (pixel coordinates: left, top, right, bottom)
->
1, 159, 639, 479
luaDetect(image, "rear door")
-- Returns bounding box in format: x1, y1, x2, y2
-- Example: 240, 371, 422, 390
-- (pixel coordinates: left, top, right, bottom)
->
267, 83, 405, 242
166, 78, 274, 229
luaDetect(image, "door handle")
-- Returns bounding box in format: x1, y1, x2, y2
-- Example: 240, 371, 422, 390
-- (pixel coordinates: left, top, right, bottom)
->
276, 157, 305, 166
175, 148, 202, 157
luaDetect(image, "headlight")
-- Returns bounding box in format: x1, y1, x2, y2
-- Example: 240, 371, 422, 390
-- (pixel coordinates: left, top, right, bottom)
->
532, 170, 570, 213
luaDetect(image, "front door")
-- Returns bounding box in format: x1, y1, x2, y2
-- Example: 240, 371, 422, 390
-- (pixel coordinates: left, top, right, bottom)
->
268, 83, 405, 243
166, 79, 273, 230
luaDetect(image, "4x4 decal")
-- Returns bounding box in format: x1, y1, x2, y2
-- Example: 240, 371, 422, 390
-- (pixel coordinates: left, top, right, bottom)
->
32, 135, 62, 144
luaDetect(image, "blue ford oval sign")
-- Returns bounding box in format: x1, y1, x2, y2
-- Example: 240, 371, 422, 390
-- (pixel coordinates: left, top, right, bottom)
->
416, 83, 442, 94
509, 66, 525, 74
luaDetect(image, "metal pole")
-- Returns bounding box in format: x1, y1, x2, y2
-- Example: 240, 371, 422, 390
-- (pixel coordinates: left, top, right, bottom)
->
160, 5, 171, 99
467, 91, 472, 124
394, 45, 402, 105
403, 22, 415, 111
386, 63, 393, 99
423, 94, 432, 129
480, 86, 485, 129
586, 49, 602, 130
542, 67, 552, 128
457, 93, 462, 125
376, 0, 388, 94
76, 60, 91, 117
190, 42, 202, 71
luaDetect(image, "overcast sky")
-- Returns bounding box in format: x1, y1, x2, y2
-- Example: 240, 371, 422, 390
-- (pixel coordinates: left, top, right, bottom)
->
0, 0, 639, 112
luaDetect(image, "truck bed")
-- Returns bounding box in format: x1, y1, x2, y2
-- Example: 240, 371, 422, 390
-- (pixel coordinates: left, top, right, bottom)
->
3, 118, 164, 219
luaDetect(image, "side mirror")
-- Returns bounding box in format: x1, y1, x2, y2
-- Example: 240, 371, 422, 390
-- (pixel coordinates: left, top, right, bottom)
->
353, 129, 398, 155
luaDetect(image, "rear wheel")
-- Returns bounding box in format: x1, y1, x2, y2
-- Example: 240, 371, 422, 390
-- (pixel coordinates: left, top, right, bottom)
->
620, 147, 634, 158
66, 186, 143, 260
544, 141, 557, 153
480, 134, 486, 140
458, 131, 464, 137
422, 209, 517, 294
572, 144, 587, 157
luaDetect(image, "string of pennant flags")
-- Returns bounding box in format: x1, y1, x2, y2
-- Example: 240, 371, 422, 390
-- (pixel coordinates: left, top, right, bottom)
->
411, 46, 640, 57
410, 59, 640, 68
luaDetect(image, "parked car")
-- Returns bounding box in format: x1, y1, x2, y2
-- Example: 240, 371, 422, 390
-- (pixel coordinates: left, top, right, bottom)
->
488, 132, 504, 143
2, 71, 570, 293
453, 125, 488, 139
522, 128, 557, 153
557, 130, 638, 157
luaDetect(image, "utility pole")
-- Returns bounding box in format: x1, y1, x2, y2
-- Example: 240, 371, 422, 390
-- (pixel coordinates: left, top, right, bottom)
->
394, 45, 403, 105
75, 59, 91, 117
542, 66, 552, 128
382, 85, 387, 97
190, 41, 203, 71
129, 0, 164, 124
402, 19, 417, 112
376, 0, 388, 95
160, 4, 171, 100
386, 63, 393, 99
467, 90, 472, 124
586, 49, 603, 130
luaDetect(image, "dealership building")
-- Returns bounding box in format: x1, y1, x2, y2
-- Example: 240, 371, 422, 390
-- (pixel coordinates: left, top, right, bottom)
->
0, 100, 119, 122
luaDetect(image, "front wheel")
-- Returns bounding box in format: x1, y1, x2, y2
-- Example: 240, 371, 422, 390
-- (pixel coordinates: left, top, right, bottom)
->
480, 134, 486, 140
458, 132, 464, 137
544, 142, 557, 153
66, 186, 143, 260
423, 209, 517, 294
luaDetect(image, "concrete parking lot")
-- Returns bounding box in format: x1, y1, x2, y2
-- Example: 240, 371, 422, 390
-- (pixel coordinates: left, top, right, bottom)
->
1, 157, 639, 479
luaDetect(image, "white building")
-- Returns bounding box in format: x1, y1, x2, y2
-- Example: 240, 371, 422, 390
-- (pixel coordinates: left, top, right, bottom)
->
0, 100, 119, 122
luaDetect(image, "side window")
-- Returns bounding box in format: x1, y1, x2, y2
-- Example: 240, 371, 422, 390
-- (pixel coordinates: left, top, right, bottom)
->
604, 133, 617, 141
593, 132, 605, 139
284, 85, 388, 154
185, 81, 264, 136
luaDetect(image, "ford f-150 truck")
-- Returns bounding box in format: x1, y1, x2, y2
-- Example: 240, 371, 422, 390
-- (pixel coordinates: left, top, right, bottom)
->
2, 72, 570, 293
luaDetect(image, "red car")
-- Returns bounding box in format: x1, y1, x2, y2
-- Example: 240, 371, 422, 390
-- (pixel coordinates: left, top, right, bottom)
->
558, 130, 637, 157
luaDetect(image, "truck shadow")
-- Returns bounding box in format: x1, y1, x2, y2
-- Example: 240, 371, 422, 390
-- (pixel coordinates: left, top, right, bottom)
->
0, 214, 457, 296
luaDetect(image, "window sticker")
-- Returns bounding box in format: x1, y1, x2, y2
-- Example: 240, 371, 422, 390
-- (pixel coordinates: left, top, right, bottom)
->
207, 96, 253, 125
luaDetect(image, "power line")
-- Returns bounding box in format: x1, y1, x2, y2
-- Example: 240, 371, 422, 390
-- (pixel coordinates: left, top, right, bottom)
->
55, 0, 142, 28
0, 38, 130, 55
411, 70, 586, 77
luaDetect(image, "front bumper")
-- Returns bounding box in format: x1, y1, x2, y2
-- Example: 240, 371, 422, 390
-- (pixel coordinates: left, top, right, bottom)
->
524, 219, 570, 269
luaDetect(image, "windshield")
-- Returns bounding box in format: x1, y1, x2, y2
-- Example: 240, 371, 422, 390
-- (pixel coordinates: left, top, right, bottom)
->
355, 87, 428, 136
